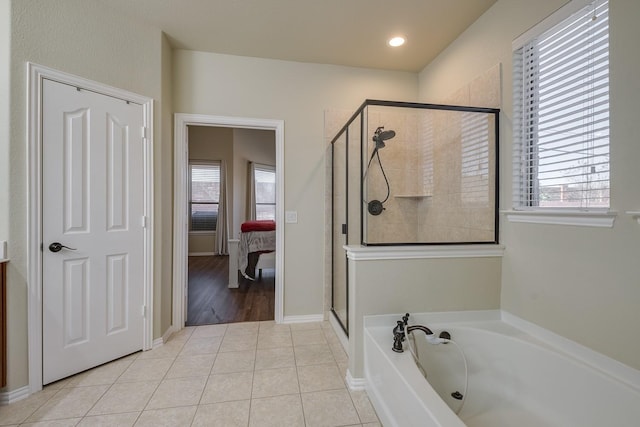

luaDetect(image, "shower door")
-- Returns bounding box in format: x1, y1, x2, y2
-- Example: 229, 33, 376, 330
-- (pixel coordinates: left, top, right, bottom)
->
331, 130, 348, 333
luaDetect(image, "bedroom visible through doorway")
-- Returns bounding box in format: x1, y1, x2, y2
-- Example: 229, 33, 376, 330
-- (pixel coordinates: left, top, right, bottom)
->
186, 125, 276, 325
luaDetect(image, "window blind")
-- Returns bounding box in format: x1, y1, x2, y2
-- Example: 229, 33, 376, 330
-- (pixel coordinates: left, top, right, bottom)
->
190, 163, 220, 231
254, 165, 276, 220
513, 0, 609, 209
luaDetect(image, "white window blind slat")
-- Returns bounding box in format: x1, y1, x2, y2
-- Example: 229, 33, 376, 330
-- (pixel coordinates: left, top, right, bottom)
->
513, 0, 609, 210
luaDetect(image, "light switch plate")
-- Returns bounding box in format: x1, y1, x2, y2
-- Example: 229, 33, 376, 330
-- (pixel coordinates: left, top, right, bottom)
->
0, 240, 6, 260
285, 211, 298, 223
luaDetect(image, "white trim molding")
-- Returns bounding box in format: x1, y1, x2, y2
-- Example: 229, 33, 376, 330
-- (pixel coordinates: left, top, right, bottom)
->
345, 244, 505, 261
27, 63, 154, 394
173, 114, 285, 330
503, 210, 617, 228
346, 370, 367, 391
0, 385, 31, 406
282, 314, 324, 324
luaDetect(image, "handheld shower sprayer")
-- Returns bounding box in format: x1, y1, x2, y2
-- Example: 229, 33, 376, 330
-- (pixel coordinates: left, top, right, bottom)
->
366, 126, 396, 216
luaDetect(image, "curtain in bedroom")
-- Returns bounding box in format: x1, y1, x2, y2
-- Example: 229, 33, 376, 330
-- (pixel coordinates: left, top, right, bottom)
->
216, 161, 229, 255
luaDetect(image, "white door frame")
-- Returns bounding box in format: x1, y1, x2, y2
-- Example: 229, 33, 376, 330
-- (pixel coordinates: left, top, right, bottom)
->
173, 114, 284, 329
27, 63, 154, 393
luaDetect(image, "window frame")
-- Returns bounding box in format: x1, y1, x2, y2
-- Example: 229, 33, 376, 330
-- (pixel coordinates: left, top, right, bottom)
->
188, 160, 221, 234
508, 0, 615, 227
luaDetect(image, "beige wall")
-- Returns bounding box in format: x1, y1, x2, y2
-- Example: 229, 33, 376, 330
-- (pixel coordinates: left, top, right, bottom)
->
159, 34, 174, 336
173, 49, 419, 317
5, 0, 168, 391
0, 0, 9, 245
419, 0, 640, 370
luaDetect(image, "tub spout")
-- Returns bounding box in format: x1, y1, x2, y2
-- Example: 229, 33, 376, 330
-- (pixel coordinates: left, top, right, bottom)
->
392, 321, 436, 353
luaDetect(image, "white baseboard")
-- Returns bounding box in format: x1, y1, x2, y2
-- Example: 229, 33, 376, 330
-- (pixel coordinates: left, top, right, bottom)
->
151, 325, 177, 350
282, 314, 324, 324
346, 369, 367, 391
0, 385, 30, 406
188, 252, 215, 256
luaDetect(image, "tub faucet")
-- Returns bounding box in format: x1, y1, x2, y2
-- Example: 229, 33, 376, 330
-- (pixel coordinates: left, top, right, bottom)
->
392, 313, 435, 353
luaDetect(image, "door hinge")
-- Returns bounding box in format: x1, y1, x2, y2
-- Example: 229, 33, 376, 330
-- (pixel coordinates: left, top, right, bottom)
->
141, 305, 146, 317
341, 224, 347, 235
141, 126, 149, 139
141, 215, 148, 228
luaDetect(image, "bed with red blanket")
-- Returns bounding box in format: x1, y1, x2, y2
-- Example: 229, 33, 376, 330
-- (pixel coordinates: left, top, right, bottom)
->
239, 220, 275, 280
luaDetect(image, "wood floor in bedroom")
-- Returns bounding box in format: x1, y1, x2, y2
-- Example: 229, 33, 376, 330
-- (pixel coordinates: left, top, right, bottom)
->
187, 255, 275, 326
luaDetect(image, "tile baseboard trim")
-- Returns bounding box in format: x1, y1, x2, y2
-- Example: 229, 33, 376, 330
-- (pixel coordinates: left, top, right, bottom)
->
0, 385, 30, 406
283, 314, 324, 324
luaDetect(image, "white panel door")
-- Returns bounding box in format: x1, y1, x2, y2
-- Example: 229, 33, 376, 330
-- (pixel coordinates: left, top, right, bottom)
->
42, 79, 145, 384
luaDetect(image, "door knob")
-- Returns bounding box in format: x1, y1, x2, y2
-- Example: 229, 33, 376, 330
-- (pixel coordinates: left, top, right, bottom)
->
48, 242, 77, 253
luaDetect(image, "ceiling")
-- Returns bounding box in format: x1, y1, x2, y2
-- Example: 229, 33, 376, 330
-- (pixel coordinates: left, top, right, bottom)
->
101, 0, 497, 72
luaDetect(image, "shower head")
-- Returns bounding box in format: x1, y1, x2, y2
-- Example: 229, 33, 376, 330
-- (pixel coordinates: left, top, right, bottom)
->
373, 127, 396, 150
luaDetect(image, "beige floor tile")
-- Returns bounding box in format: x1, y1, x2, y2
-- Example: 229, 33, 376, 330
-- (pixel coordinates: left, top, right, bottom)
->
179, 336, 223, 356
258, 321, 290, 333
226, 321, 260, 334
65, 359, 133, 387
301, 389, 360, 427
257, 331, 292, 349
249, 394, 304, 427
362, 422, 382, 427
349, 390, 380, 424
297, 363, 345, 393
211, 350, 255, 374
191, 400, 251, 427
77, 411, 140, 426
42, 377, 74, 391
0, 389, 58, 425
254, 347, 295, 370
329, 341, 348, 360
167, 327, 195, 343
26, 385, 109, 422
294, 344, 335, 366
117, 358, 174, 383
191, 324, 228, 339
292, 329, 328, 347
19, 419, 82, 426
251, 367, 299, 399
289, 322, 323, 331
145, 376, 207, 410
200, 371, 253, 404
137, 340, 185, 360
88, 381, 159, 416
219, 332, 258, 352
165, 354, 216, 379
134, 406, 197, 426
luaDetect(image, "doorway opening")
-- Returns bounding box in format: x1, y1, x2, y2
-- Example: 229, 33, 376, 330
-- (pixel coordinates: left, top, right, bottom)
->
186, 126, 276, 325
173, 114, 284, 331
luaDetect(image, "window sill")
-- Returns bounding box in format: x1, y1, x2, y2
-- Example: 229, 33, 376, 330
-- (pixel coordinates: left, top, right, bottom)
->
502, 210, 617, 228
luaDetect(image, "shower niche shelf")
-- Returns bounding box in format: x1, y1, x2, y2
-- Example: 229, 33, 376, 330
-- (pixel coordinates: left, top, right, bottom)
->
394, 194, 432, 199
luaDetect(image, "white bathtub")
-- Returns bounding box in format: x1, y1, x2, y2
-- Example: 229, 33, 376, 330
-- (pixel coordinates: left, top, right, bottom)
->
364, 311, 640, 427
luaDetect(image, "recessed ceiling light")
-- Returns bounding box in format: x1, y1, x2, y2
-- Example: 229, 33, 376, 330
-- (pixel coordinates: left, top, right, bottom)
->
388, 36, 406, 47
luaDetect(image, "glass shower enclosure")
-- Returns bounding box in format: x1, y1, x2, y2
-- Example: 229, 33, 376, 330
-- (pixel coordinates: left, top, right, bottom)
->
330, 100, 500, 334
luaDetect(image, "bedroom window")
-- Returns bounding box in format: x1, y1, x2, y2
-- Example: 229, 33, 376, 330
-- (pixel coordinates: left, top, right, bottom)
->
254, 164, 276, 220
189, 162, 220, 232
512, 0, 609, 210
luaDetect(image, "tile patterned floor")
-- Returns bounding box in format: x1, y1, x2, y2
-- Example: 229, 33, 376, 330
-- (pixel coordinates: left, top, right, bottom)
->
0, 321, 381, 427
